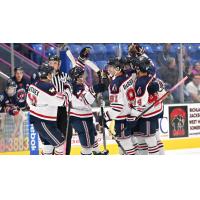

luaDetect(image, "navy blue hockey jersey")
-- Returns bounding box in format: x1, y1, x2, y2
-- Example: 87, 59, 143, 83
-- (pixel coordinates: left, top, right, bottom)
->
12, 77, 30, 110
0, 91, 20, 115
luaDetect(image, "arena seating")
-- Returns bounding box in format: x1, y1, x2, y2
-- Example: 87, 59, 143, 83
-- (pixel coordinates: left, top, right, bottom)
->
17, 43, 200, 69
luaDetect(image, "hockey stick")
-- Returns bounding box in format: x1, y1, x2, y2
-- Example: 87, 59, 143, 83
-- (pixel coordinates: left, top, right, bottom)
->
65, 101, 71, 155
85, 60, 100, 73
136, 74, 189, 120
66, 49, 76, 68
99, 95, 109, 154
97, 71, 109, 154
104, 124, 127, 155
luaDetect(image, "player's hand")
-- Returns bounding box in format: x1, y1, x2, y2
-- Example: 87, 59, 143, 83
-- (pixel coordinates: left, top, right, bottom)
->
98, 115, 107, 127
78, 47, 91, 62
10, 106, 20, 116
92, 83, 107, 94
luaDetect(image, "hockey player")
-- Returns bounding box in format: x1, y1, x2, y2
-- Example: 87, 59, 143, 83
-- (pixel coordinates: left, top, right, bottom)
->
130, 56, 165, 155
27, 63, 66, 155
11, 66, 30, 110
100, 58, 138, 155
68, 66, 107, 155
0, 79, 25, 136
0, 79, 20, 116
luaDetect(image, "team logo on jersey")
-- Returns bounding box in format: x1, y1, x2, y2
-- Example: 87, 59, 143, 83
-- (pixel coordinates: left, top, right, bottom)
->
0, 95, 4, 102
112, 84, 118, 92
17, 88, 26, 103
137, 87, 142, 96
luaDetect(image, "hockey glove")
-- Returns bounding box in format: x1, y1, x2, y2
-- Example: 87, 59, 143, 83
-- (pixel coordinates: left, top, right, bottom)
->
92, 83, 107, 94
98, 111, 111, 127
6, 106, 20, 116
78, 47, 91, 63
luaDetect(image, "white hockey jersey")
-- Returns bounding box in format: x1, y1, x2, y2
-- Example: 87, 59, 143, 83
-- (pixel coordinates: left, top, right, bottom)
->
70, 82, 96, 118
27, 80, 65, 121
107, 72, 136, 121
133, 75, 165, 118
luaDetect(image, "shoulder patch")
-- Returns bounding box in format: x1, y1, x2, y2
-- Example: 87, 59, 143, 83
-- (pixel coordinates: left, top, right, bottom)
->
112, 84, 118, 93
137, 87, 142, 96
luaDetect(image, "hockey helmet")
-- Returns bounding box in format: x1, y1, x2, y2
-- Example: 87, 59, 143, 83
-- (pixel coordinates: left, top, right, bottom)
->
39, 63, 54, 79
48, 55, 61, 62
107, 57, 123, 71
136, 56, 152, 73
5, 79, 17, 97
69, 66, 85, 81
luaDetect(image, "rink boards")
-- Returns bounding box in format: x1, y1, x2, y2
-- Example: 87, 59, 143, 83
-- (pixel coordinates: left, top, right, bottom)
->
1, 103, 200, 155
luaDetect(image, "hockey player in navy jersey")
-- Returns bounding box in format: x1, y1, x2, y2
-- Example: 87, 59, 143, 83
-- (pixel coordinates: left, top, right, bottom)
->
27, 63, 67, 155
11, 66, 30, 110
99, 58, 138, 155
0, 79, 25, 137
130, 56, 165, 155
0, 79, 20, 116
68, 66, 107, 155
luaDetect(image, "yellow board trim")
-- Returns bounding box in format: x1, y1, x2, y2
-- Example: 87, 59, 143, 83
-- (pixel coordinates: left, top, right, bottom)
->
1, 138, 200, 155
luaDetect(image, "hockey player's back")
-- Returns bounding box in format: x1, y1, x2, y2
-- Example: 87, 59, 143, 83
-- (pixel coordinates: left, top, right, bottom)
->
27, 80, 65, 121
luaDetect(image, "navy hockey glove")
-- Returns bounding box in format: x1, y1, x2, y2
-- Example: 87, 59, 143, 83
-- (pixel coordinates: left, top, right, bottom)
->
92, 83, 107, 94
98, 111, 111, 127
78, 47, 91, 63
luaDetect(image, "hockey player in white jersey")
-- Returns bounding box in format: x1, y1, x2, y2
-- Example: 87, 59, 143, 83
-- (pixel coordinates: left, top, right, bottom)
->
27, 63, 66, 155
68, 66, 107, 155
99, 58, 138, 155
130, 56, 165, 155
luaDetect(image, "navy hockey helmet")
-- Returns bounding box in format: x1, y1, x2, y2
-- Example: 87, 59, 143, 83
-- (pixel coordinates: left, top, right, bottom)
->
69, 66, 85, 81
107, 57, 122, 71
5, 79, 17, 97
48, 55, 61, 62
39, 63, 54, 79
136, 56, 152, 73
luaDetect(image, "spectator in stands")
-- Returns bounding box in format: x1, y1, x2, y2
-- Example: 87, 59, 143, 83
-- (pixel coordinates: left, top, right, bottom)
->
191, 62, 200, 75
158, 57, 179, 87
11, 66, 30, 110
185, 74, 200, 103
176, 46, 193, 85
158, 57, 179, 102
157, 43, 173, 67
